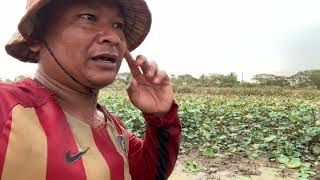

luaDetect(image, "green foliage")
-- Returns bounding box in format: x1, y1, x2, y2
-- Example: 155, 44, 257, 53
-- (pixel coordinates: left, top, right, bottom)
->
14, 75, 28, 81
290, 70, 320, 89
198, 73, 240, 87
276, 155, 302, 168
170, 69, 320, 89
200, 147, 215, 157
292, 163, 316, 179
277, 154, 316, 180
98, 92, 320, 178
98, 93, 146, 137
0, 77, 20, 83
178, 95, 319, 161
106, 72, 131, 89
185, 160, 201, 172
276, 155, 316, 180
4, 79, 13, 83
253, 74, 290, 87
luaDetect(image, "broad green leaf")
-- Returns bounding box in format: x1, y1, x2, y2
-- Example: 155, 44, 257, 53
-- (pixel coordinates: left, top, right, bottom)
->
186, 160, 201, 172
264, 135, 277, 142
277, 154, 289, 165
287, 158, 301, 168
312, 144, 320, 155
202, 147, 214, 157
218, 135, 227, 140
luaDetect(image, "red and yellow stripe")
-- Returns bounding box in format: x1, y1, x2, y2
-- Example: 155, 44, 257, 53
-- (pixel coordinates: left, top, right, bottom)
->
0, 102, 131, 180
1, 105, 47, 180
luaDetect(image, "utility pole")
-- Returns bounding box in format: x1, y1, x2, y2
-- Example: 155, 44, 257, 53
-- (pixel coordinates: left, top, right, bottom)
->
241, 72, 244, 84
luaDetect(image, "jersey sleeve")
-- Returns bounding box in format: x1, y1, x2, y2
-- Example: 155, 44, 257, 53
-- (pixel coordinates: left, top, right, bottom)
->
126, 102, 181, 180
0, 85, 15, 136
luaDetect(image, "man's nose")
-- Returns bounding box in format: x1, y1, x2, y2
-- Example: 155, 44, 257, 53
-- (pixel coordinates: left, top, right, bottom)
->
96, 28, 121, 46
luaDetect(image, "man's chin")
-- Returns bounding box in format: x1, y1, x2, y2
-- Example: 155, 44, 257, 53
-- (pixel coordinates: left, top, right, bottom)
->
88, 77, 116, 89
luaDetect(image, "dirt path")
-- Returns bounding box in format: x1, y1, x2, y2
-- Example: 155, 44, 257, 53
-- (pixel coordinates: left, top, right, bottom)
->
168, 153, 317, 180
169, 161, 296, 180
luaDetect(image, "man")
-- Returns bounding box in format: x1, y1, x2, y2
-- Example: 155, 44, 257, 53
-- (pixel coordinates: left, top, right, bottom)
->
0, 0, 181, 179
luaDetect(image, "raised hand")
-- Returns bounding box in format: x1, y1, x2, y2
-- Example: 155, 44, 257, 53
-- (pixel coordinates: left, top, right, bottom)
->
125, 50, 174, 115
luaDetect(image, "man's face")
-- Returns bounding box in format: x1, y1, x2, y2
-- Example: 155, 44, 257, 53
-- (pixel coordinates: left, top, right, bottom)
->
37, 0, 127, 88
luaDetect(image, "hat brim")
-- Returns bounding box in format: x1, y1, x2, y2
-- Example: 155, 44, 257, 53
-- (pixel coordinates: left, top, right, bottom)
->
5, 0, 152, 63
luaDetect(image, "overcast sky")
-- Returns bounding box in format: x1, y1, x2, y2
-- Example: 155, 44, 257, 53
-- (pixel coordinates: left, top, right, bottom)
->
0, 0, 320, 81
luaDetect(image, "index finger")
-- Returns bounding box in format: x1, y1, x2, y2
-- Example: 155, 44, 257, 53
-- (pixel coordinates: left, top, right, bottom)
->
124, 50, 142, 78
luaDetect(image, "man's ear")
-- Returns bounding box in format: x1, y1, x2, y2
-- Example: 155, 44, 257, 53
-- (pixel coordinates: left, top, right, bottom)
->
29, 41, 42, 53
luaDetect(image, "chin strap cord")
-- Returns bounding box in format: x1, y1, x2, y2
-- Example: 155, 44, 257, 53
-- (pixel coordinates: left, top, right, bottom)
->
44, 41, 97, 95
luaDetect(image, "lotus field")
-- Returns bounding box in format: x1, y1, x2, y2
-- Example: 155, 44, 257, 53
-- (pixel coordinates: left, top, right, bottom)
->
99, 92, 320, 179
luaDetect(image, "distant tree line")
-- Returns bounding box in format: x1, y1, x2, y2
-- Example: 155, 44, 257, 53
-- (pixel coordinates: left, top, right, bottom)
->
1, 69, 320, 89
172, 69, 320, 89
0, 75, 30, 83
104, 69, 320, 90
252, 69, 320, 89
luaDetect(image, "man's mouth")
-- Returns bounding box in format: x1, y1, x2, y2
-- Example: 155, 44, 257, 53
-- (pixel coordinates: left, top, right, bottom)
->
91, 54, 118, 63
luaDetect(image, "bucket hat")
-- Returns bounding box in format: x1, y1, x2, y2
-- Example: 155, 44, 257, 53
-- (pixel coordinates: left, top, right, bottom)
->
5, 0, 152, 63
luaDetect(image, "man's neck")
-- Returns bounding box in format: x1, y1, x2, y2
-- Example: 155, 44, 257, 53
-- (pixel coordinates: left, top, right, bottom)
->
34, 69, 102, 125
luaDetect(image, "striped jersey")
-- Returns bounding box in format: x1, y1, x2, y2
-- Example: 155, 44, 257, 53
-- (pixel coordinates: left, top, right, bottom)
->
0, 79, 181, 180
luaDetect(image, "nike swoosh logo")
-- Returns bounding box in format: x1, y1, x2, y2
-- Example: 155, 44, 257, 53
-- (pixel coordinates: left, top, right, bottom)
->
64, 147, 90, 164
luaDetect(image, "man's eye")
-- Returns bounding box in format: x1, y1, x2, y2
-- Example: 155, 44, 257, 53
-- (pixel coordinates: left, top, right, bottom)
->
80, 14, 97, 22
112, 22, 124, 30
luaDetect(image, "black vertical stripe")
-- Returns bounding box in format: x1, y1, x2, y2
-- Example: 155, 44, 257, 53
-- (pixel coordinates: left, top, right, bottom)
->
155, 128, 169, 180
